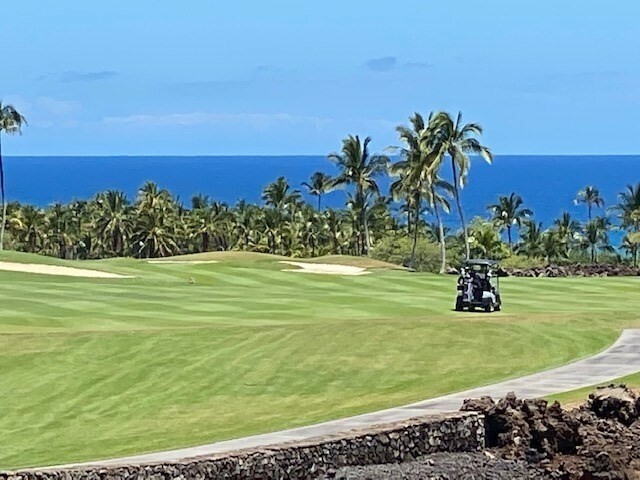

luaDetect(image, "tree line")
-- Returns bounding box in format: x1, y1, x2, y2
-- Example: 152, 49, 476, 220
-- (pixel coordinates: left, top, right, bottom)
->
1, 102, 638, 268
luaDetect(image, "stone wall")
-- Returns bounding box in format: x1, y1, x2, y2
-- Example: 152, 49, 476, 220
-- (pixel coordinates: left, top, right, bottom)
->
1, 413, 483, 480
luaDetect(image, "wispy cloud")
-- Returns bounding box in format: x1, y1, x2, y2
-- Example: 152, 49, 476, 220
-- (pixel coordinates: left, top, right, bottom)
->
102, 112, 332, 129
364, 56, 397, 72
404, 61, 433, 70
364, 57, 433, 72
37, 70, 118, 83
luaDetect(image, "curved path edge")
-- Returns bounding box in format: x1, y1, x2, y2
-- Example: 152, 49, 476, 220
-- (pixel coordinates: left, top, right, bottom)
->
36, 329, 640, 470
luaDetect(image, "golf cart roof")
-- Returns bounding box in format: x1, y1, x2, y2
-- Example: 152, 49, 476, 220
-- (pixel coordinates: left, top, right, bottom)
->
464, 259, 499, 267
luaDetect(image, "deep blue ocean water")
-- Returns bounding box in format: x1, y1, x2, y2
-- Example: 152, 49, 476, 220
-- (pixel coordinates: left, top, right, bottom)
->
4, 155, 639, 244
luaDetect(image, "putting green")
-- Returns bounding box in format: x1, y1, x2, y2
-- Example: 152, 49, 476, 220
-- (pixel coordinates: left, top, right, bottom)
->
1, 251, 638, 469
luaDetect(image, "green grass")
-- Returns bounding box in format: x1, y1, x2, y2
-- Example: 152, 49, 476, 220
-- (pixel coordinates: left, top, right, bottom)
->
1, 251, 638, 469
549, 372, 640, 404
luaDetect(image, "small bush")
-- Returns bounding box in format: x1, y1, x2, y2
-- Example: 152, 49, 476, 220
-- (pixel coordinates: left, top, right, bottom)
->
500, 254, 545, 269
370, 234, 442, 272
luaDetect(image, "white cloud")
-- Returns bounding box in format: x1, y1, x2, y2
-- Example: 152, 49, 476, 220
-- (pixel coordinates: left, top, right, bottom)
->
102, 112, 332, 129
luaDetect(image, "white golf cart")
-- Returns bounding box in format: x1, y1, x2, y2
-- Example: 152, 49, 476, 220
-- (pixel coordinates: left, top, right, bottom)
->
455, 259, 502, 312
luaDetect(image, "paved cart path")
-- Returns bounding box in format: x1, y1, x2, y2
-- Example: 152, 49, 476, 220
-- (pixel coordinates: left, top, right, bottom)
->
39, 329, 640, 469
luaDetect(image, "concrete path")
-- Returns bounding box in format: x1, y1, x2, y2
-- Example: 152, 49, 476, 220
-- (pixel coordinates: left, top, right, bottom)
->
44, 329, 640, 469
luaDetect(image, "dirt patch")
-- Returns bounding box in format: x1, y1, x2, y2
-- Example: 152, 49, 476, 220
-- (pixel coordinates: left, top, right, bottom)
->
280, 261, 370, 276
0, 261, 132, 279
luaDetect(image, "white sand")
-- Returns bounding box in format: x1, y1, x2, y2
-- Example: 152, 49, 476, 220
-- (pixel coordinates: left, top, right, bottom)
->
0, 262, 132, 278
280, 261, 370, 276
147, 260, 219, 264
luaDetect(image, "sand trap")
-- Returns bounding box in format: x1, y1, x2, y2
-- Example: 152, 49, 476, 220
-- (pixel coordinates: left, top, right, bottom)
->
147, 260, 219, 264
0, 262, 132, 279
280, 261, 370, 276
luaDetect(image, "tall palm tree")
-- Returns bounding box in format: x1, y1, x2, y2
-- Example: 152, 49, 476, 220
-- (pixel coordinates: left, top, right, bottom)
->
487, 193, 532, 250
0, 102, 26, 250
390, 114, 430, 268
575, 186, 605, 220
423, 111, 492, 260
301, 172, 334, 211
392, 115, 453, 273
330, 135, 389, 255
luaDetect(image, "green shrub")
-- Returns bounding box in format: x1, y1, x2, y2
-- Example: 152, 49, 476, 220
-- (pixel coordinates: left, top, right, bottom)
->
370, 233, 442, 272
499, 254, 545, 269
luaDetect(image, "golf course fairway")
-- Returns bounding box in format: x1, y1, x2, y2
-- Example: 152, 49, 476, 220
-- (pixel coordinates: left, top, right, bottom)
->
1, 250, 638, 469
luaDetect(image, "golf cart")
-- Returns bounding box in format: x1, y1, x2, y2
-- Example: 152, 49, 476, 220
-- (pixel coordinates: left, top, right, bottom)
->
455, 259, 502, 312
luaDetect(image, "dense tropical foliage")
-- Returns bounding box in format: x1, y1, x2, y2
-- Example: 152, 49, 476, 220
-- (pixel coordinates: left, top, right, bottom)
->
1, 104, 638, 269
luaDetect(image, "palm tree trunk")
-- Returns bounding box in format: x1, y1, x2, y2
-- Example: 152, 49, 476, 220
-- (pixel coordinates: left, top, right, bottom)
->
317, 195, 321, 211
0, 135, 5, 251
410, 196, 420, 269
588, 203, 592, 221
507, 225, 513, 250
450, 156, 470, 259
406, 195, 412, 234
431, 187, 446, 274
363, 214, 371, 255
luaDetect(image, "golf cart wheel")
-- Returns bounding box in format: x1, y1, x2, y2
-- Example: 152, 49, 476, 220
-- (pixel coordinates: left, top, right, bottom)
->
484, 301, 494, 313
494, 303, 501, 312
455, 297, 464, 311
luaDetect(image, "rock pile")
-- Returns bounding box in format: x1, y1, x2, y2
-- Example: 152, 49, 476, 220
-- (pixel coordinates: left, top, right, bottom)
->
460, 386, 640, 479
328, 386, 640, 479
504, 264, 640, 278
447, 264, 639, 277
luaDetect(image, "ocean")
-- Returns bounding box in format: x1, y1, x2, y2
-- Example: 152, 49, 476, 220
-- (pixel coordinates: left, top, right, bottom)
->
4, 155, 639, 243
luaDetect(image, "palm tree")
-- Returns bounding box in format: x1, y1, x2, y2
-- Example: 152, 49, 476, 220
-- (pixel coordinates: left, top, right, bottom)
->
468, 218, 504, 260
611, 183, 640, 266
92, 190, 134, 256
539, 230, 566, 264
45, 203, 77, 259
575, 186, 605, 220
262, 176, 301, 255
0, 102, 26, 250
301, 172, 334, 211
518, 219, 544, 258
190, 201, 232, 252
390, 114, 431, 268
423, 111, 492, 260
580, 217, 612, 263
9, 205, 44, 253
330, 135, 389, 255
487, 193, 532, 250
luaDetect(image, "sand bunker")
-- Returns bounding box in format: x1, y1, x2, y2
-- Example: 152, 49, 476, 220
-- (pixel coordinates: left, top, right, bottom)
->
280, 261, 370, 276
147, 260, 219, 264
0, 261, 132, 278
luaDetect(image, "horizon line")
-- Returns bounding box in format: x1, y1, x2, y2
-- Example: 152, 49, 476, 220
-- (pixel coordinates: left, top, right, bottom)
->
6, 153, 640, 158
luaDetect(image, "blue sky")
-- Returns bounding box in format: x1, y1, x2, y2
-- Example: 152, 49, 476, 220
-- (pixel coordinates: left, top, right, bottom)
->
2, 1, 639, 155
